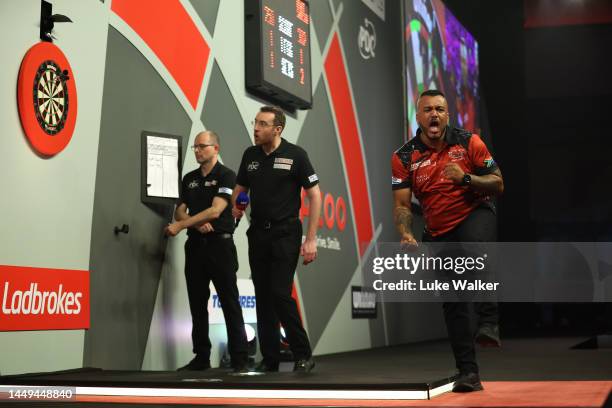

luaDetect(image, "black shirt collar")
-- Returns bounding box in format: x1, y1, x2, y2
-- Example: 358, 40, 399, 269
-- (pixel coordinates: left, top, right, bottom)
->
259, 137, 288, 156
443, 126, 463, 146
200, 160, 221, 178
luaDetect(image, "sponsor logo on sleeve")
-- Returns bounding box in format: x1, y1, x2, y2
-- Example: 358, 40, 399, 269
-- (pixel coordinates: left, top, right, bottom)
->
484, 157, 496, 168
218, 187, 233, 195
392, 176, 402, 185
308, 174, 319, 183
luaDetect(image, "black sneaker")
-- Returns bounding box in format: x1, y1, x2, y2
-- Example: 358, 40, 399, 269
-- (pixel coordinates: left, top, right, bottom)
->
177, 356, 211, 371
452, 372, 484, 392
475, 325, 501, 347
232, 365, 250, 373
253, 360, 279, 372
293, 358, 315, 372
231, 360, 250, 373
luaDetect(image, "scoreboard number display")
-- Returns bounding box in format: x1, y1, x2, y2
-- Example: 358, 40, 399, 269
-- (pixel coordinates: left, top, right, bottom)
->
245, 0, 312, 110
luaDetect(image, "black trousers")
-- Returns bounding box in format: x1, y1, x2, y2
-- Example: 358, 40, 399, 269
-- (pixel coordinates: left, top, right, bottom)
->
247, 219, 311, 363
184, 234, 248, 366
423, 206, 498, 374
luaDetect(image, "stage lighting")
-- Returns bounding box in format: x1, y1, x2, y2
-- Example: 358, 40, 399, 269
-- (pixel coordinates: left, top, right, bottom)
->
245, 324, 257, 357
279, 326, 294, 361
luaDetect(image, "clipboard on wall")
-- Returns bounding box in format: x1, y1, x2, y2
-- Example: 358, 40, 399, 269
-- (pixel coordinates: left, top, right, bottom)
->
141, 131, 182, 206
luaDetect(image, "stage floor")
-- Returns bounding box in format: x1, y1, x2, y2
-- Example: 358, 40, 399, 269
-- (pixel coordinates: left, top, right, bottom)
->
0, 337, 611, 407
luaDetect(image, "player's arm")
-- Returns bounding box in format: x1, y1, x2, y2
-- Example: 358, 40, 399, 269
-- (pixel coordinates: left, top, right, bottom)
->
174, 203, 189, 221
166, 198, 227, 236
468, 168, 504, 195
301, 184, 321, 265
393, 188, 417, 245
443, 164, 504, 195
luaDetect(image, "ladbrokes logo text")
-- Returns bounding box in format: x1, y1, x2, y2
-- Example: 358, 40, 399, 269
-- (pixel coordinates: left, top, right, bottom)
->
0, 265, 89, 331
2, 282, 83, 315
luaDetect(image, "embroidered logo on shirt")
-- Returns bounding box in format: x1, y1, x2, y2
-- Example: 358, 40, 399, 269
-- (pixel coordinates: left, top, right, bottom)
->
204, 180, 218, 186
188, 180, 199, 189
417, 174, 430, 184
410, 159, 431, 171
275, 157, 294, 165
273, 163, 292, 170
448, 149, 466, 160
247, 161, 259, 171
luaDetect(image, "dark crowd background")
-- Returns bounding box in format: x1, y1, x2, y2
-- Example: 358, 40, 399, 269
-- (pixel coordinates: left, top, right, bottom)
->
443, 0, 612, 338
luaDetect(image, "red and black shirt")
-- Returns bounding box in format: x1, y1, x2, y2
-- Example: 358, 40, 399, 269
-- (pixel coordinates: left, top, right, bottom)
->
391, 127, 498, 237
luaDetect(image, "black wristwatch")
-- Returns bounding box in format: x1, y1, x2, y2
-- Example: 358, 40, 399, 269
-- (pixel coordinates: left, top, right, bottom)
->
461, 174, 472, 186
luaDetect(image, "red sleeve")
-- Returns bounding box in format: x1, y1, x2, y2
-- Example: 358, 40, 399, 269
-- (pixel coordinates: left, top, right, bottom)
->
469, 134, 498, 175
391, 153, 411, 190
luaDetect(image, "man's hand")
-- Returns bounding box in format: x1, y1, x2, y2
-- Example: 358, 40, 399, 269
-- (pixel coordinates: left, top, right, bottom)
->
196, 223, 214, 234
165, 221, 184, 237
232, 207, 244, 219
300, 238, 317, 265
443, 163, 465, 184
400, 232, 418, 247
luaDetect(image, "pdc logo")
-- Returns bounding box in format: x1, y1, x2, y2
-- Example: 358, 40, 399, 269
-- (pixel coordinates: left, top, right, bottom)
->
300, 189, 347, 231
358, 18, 376, 60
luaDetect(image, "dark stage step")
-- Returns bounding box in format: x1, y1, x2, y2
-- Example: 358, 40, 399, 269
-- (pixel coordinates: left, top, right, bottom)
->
0, 367, 456, 402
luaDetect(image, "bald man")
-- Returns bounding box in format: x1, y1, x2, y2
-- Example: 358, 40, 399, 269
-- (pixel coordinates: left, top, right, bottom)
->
165, 131, 248, 372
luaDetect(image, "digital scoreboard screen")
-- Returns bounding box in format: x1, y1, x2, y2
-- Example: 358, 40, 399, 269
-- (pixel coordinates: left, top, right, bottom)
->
245, 0, 312, 110
404, 0, 480, 138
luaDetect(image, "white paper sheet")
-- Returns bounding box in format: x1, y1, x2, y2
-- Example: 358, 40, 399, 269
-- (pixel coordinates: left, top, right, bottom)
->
146, 135, 179, 198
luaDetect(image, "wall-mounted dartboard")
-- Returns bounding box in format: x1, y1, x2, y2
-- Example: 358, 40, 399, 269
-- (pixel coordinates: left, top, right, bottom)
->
18, 42, 77, 156
17, 1, 76, 156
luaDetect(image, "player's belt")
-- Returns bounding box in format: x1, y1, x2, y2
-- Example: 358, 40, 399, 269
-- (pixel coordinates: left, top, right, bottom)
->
251, 217, 299, 230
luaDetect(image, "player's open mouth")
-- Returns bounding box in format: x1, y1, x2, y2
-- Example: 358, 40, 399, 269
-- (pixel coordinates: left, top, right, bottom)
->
429, 120, 440, 133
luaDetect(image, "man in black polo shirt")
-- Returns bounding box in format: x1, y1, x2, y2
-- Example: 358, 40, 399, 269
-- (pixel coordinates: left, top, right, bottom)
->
232, 106, 321, 373
165, 130, 248, 372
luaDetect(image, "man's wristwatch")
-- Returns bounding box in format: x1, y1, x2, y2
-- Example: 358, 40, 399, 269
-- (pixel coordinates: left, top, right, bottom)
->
461, 174, 472, 186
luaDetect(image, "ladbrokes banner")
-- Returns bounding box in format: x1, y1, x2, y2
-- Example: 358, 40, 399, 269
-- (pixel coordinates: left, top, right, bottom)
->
0, 265, 89, 331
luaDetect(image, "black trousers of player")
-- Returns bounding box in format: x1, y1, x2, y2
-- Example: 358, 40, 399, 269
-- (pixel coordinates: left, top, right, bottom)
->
423, 205, 498, 374
247, 219, 311, 363
184, 234, 248, 366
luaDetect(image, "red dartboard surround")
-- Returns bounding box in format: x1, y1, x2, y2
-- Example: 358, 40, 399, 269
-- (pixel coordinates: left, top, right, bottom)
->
17, 42, 77, 156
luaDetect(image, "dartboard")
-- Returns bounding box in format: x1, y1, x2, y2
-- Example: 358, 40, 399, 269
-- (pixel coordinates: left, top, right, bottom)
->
17, 42, 77, 156
33, 60, 69, 135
